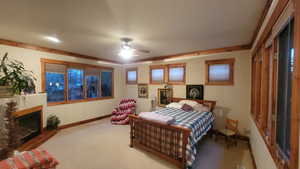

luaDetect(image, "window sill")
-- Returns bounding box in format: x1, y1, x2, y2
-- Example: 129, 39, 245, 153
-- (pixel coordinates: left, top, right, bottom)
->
150, 82, 164, 85
126, 82, 137, 85
47, 96, 114, 107
205, 81, 234, 86
167, 81, 185, 85
251, 115, 290, 169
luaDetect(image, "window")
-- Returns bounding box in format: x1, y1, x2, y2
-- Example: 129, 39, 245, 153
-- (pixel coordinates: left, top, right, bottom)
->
205, 58, 235, 85
168, 64, 186, 84
126, 68, 137, 84
149, 64, 186, 84
150, 65, 166, 84
101, 71, 113, 97
251, 18, 298, 169
85, 68, 101, 98
45, 63, 66, 102
41, 59, 114, 105
86, 75, 99, 98
276, 20, 294, 158
68, 68, 84, 101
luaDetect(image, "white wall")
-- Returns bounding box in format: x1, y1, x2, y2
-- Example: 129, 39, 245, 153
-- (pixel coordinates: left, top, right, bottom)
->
0, 44, 287, 169
248, 118, 277, 169
0, 45, 125, 126
125, 50, 252, 134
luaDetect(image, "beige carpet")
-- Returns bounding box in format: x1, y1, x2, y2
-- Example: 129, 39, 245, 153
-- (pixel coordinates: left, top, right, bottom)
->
39, 119, 254, 169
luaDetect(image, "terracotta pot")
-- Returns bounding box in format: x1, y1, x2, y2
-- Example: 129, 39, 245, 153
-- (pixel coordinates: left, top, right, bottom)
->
0, 86, 13, 98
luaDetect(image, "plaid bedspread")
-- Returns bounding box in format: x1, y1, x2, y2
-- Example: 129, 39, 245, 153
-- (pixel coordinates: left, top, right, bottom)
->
154, 108, 214, 169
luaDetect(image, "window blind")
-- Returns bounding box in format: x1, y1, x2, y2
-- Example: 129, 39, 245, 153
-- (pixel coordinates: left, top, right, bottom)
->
169, 67, 184, 81
209, 64, 230, 81
151, 69, 164, 82
45, 63, 65, 74
127, 70, 137, 82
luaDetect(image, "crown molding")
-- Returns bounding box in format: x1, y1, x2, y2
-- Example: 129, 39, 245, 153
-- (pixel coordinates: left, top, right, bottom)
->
0, 39, 122, 64
131, 44, 251, 63
251, 0, 290, 55
250, 0, 273, 46
0, 39, 251, 65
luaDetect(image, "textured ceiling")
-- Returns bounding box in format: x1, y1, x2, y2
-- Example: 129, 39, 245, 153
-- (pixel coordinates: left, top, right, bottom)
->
0, 0, 266, 62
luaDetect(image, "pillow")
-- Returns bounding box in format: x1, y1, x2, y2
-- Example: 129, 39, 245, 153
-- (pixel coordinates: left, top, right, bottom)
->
166, 102, 183, 109
181, 104, 194, 112
194, 104, 210, 113
178, 100, 199, 107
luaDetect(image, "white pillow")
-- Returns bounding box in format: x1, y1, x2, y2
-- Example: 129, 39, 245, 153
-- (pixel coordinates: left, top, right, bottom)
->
194, 104, 210, 113
166, 102, 183, 109
178, 100, 199, 107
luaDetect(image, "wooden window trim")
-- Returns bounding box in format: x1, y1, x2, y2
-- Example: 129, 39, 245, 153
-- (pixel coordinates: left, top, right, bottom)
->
255, 54, 262, 122
251, 56, 256, 116
149, 63, 186, 85
149, 65, 167, 84
41, 58, 114, 70
290, 1, 300, 169
259, 47, 270, 131
251, 14, 299, 168
41, 58, 114, 106
126, 67, 138, 85
205, 58, 235, 85
167, 63, 186, 85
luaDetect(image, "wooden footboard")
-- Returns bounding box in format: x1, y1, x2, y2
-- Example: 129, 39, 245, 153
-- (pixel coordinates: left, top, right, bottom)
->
129, 114, 191, 169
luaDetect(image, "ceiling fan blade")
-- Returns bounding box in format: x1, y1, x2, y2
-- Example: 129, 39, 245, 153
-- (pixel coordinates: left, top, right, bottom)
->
134, 48, 150, 53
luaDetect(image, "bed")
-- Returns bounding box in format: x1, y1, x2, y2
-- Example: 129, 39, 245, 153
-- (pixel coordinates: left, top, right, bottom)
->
129, 98, 216, 169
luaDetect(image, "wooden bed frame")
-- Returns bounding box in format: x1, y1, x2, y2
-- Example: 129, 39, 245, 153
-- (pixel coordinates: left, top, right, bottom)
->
129, 98, 216, 169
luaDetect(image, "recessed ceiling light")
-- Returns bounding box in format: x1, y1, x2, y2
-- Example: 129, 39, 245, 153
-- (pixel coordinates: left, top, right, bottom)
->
44, 36, 61, 43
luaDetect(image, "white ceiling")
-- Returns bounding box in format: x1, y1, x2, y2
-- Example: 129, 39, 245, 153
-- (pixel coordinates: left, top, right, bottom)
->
0, 0, 266, 62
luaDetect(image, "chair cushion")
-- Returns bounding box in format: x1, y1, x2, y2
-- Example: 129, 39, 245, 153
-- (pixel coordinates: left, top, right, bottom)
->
219, 129, 236, 136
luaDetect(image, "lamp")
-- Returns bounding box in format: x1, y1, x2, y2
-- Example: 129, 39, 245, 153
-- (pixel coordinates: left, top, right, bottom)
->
119, 44, 134, 59
150, 94, 157, 111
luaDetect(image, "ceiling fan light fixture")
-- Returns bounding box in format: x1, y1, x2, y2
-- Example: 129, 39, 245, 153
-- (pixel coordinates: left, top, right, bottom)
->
119, 48, 134, 59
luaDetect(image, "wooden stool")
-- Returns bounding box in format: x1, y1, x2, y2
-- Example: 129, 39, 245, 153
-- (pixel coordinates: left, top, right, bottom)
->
218, 118, 239, 147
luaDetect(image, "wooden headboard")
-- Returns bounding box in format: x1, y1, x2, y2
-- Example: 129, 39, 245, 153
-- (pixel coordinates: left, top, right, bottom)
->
171, 98, 216, 112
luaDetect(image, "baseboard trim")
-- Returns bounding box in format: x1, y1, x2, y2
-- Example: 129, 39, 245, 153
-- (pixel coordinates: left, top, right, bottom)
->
58, 114, 112, 130
247, 140, 258, 169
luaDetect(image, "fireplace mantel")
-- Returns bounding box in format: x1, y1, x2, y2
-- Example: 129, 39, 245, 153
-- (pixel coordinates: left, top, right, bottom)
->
14, 105, 43, 118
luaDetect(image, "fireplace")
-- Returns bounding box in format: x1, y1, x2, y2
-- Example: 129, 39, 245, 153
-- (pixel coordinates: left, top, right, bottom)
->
14, 106, 43, 144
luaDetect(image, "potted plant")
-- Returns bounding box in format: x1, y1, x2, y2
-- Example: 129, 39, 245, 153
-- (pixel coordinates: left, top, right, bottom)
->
0, 53, 36, 98
46, 115, 61, 130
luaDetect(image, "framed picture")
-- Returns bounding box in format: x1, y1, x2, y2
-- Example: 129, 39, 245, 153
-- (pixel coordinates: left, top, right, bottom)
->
157, 88, 173, 107
138, 84, 148, 98
186, 85, 204, 100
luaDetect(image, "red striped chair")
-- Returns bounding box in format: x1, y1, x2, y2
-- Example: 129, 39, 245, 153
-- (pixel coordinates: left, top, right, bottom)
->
111, 99, 136, 125
0, 149, 59, 169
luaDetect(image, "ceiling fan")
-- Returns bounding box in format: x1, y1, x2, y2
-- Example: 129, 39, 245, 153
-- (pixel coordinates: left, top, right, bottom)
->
118, 38, 150, 59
